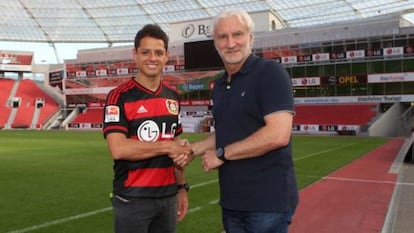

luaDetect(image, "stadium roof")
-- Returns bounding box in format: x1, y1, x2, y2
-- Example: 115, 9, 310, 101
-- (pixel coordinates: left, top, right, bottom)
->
1, 0, 414, 44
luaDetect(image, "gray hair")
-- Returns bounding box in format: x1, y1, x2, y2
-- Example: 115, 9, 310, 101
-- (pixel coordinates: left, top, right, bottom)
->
211, 9, 255, 36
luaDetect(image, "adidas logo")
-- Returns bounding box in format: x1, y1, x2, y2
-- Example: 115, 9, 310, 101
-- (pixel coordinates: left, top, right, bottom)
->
137, 105, 148, 113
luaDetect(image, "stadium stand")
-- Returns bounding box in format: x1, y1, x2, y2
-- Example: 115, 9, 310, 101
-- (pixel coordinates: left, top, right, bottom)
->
293, 104, 377, 125
0, 79, 14, 128
9, 79, 58, 129
0, 6, 412, 137
71, 108, 103, 125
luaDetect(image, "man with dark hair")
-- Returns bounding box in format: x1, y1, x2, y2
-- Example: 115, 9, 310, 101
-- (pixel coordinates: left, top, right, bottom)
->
103, 24, 192, 233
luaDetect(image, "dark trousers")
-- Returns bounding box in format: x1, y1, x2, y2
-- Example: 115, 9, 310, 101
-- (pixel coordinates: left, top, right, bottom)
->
111, 194, 177, 233
222, 208, 295, 233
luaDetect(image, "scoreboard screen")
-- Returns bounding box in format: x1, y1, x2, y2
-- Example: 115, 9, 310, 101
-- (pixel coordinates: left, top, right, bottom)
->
184, 40, 224, 70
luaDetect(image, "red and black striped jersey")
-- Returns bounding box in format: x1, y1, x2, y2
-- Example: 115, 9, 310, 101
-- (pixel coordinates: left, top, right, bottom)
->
103, 77, 182, 198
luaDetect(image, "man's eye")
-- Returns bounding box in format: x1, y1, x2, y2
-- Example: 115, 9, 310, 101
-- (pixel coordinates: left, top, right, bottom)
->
234, 32, 242, 37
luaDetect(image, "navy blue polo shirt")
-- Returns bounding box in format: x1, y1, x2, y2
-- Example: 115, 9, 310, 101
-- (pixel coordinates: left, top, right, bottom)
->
212, 55, 298, 212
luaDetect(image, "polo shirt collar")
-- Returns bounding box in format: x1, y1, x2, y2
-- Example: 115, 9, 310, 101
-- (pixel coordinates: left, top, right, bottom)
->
219, 54, 256, 84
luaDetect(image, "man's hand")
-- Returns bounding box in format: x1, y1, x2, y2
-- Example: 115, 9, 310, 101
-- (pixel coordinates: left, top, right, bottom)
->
176, 188, 188, 221
202, 149, 224, 172
168, 139, 193, 168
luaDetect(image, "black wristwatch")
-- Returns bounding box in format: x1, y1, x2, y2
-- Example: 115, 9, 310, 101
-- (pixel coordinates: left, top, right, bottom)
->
216, 147, 227, 162
177, 183, 190, 192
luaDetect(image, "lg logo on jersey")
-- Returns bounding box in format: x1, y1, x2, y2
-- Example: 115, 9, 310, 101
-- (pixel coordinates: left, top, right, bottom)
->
137, 120, 177, 142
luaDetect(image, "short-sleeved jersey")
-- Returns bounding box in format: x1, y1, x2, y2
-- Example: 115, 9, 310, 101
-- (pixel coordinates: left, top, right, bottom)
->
213, 55, 299, 212
103, 78, 182, 198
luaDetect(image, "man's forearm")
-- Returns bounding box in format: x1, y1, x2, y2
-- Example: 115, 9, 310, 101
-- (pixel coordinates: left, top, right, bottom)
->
175, 167, 186, 184
191, 132, 216, 156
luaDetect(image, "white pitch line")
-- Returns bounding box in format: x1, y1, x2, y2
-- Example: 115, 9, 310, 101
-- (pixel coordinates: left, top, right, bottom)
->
323, 176, 396, 184
209, 199, 219, 205
6, 207, 112, 233
323, 176, 414, 186
294, 143, 355, 161
190, 179, 218, 188
6, 179, 219, 233
187, 199, 219, 214
187, 206, 202, 214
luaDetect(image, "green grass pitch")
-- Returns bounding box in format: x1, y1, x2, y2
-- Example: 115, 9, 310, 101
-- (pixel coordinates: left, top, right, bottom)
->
0, 130, 388, 233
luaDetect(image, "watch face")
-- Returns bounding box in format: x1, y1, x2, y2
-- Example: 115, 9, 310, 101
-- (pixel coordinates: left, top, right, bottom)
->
217, 147, 224, 157
217, 147, 225, 161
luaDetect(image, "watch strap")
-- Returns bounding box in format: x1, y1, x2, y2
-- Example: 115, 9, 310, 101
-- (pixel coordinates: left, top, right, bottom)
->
177, 183, 190, 192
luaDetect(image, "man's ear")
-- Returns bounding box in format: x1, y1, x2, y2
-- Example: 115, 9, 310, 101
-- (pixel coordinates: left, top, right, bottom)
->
164, 51, 170, 62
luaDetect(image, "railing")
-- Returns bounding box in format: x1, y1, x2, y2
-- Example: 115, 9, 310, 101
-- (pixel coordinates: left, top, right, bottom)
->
400, 105, 414, 137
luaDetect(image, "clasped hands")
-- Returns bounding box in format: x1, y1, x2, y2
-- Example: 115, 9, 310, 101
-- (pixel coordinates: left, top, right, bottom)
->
168, 139, 193, 168
168, 140, 223, 171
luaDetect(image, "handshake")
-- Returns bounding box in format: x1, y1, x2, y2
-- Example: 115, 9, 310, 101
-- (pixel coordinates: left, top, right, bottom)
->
167, 138, 225, 172
167, 139, 194, 169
